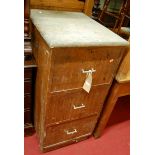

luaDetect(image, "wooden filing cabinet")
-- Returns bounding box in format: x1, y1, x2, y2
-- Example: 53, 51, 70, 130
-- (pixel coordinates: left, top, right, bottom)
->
31, 9, 128, 152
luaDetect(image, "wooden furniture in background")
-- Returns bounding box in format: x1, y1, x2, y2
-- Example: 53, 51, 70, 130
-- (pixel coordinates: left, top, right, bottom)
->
98, 0, 130, 34
24, 0, 30, 37
30, 0, 94, 16
24, 0, 36, 136
94, 40, 130, 138
92, 0, 101, 20
30, 9, 128, 152
24, 44, 36, 136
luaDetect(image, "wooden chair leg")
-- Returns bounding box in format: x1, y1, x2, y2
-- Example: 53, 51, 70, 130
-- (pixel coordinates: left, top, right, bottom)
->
94, 81, 119, 138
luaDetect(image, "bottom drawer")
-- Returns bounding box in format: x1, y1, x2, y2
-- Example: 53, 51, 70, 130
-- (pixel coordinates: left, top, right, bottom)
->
44, 116, 97, 146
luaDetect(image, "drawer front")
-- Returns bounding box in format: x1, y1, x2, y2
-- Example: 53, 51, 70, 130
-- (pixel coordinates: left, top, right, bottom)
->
50, 47, 122, 92
24, 109, 32, 124
44, 116, 97, 146
24, 95, 32, 109
24, 68, 32, 79
24, 81, 32, 94
45, 85, 109, 126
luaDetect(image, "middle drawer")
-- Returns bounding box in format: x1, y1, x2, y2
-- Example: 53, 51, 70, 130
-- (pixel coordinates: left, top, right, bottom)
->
45, 84, 109, 126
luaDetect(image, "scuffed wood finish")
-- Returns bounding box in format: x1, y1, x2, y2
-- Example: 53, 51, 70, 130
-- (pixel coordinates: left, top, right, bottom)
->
116, 40, 130, 83
94, 40, 130, 138
50, 47, 123, 92
43, 136, 89, 152
31, 25, 127, 151
44, 116, 97, 147
32, 27, 52, 143
45, 85, 109, 126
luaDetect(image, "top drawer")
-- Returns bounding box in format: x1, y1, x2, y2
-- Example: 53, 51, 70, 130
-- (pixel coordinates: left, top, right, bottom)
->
50, 47, 123, 92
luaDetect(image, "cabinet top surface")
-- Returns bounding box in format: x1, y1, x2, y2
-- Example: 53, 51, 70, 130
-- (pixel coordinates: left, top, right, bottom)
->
30, 9, 129, 48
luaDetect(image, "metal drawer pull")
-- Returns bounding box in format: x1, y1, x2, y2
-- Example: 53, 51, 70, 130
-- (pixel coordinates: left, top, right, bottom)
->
73, 103, 85, 109
64, 129, 77, 135
82, 68, 95, 93
81, 68, 96, 74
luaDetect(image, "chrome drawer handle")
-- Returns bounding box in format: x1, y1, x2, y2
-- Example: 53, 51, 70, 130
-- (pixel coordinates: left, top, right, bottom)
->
73, 103, 85, 109
81, 68, 96, 74
64, 129, 77, 135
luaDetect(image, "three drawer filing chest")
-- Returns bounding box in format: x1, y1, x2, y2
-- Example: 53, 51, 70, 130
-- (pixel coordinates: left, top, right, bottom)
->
30, 9, 129, 152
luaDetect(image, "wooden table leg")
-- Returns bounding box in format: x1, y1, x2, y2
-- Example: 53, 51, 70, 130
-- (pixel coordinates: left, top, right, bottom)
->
94, 81, 130, 138
94, 81, 119, 138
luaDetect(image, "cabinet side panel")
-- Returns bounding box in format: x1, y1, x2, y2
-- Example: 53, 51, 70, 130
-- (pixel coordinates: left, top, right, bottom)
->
32, 27, 52, 145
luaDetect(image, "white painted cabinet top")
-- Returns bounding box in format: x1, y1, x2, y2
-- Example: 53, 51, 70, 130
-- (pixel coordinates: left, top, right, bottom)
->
31, 9, 128, 48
